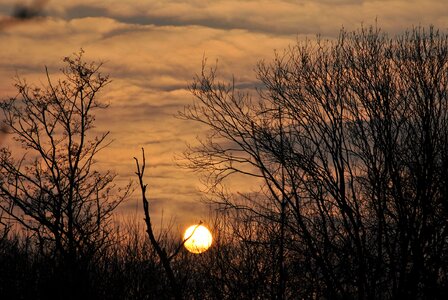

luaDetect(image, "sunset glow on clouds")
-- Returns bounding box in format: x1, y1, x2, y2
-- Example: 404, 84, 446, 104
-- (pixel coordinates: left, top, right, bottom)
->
0, 0, 446, 227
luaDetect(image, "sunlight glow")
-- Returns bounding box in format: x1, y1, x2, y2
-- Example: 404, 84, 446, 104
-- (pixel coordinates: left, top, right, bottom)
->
183, 224, 212, 254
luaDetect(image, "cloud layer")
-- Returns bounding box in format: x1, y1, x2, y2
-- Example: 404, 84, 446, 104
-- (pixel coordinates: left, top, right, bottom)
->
0, 0, 446, 230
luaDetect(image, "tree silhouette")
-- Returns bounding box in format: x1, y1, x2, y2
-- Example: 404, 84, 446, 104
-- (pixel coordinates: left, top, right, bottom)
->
181, 26, 448, 299
134, 148, 207, 300
134, 148, 183, 300
0, 50, 130, 298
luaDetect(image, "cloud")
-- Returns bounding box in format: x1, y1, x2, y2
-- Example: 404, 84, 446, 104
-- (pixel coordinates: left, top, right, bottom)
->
65, 4, 107, 19
55, 1, 448, 37
0, 0, 447, 228
0, 0, 50, 31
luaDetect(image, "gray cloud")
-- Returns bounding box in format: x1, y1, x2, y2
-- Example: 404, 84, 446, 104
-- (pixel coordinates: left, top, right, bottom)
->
1, 0, 447, 229
65, 4, 108, 19
58, 1, 448, 37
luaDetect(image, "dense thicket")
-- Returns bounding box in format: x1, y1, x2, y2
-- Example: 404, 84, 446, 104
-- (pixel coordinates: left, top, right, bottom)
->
0, 212, 279, 299
181, 26, 448, 299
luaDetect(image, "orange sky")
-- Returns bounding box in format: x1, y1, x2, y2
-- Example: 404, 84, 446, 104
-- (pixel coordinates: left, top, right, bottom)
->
0, 0, 446, 230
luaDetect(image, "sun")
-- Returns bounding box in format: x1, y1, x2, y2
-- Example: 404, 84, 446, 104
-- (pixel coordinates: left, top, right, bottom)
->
183, 224, 213, 254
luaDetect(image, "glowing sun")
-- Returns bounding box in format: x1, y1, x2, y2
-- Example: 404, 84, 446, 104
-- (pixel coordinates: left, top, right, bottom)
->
183, 224, 212, 254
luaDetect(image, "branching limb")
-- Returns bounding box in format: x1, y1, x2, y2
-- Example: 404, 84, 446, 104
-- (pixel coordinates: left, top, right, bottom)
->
134, 148, 182, 300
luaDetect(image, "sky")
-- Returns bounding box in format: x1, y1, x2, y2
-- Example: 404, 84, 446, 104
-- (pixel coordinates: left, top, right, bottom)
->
0, 0, 446, 231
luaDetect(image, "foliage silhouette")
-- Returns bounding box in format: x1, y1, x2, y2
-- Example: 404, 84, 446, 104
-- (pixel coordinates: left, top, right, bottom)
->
0, 50, 131, 298
181, 25, 448, 299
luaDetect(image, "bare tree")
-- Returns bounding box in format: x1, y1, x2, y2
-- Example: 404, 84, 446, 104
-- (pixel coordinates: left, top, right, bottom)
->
134, 148, 203, 300
181, 26, 448, 299
134, 148, 183, 300
0, 50, 130, 289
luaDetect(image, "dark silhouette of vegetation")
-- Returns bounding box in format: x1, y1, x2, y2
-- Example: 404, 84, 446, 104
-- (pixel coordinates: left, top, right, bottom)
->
134, 148, 208, 300
134, 148, 183, 300
1, 25, 448, 300
180, 26, 448, 299
0, 50, 131, 299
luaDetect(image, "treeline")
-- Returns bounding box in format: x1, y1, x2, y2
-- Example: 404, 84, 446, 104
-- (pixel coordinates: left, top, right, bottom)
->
0, 211, 286, 299
2, 25, 448, 299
